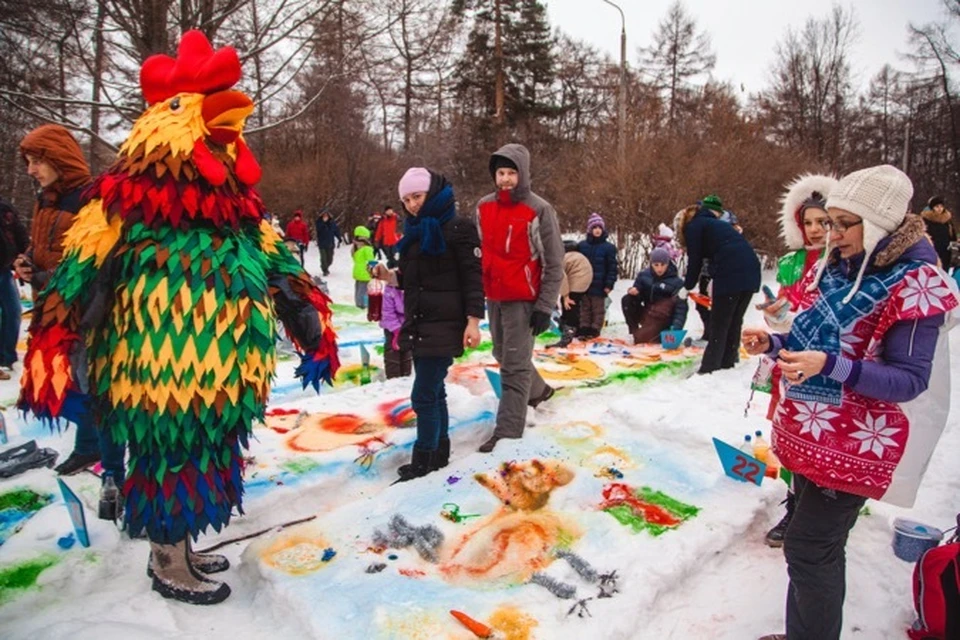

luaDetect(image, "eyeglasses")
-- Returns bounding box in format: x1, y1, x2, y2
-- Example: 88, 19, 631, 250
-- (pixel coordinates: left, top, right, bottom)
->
822, 218, 863, 233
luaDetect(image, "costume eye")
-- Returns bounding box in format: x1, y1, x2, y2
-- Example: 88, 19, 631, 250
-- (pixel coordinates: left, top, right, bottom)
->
170, 97, 182, 112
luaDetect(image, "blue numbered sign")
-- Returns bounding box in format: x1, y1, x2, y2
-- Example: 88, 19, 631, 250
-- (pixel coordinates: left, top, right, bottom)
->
57, 478, 91, 548
485, 368, 502, 399
713, 437, 767, 487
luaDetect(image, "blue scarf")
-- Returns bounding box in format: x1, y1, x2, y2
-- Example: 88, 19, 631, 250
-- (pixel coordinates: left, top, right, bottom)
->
785, 257, 923, 406
396, 184, 456, 256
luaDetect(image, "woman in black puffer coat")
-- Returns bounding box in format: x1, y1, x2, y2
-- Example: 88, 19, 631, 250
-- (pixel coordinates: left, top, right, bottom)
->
374, 168, 484, 483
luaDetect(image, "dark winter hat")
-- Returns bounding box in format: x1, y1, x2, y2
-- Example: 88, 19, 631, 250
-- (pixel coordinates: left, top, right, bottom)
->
490, 155, 519, 174
699, 195, 724, 212
586, 212, 605, 232
649, 247, 671, 264
563, 239, 579, 253
928, 196, 945, 209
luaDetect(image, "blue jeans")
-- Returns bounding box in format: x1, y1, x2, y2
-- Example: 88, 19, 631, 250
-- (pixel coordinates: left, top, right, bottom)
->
411, 356, 452, 450
74, 412, 126, 480
0, 270, 21, 367
355, 281, 368, 308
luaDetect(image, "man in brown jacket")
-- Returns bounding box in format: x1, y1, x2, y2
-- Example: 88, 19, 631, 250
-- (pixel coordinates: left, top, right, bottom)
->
548, 240, 592, 348
16, 124, 125, 483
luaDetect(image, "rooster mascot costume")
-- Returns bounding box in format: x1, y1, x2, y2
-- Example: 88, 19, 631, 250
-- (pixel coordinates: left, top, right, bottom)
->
18, 31, 339, 605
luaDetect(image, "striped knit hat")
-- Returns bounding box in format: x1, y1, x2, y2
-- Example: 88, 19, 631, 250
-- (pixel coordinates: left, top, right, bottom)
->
586, 212, 605, 232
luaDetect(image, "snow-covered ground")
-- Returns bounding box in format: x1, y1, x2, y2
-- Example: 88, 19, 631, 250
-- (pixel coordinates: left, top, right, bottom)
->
0, 242, 957, 640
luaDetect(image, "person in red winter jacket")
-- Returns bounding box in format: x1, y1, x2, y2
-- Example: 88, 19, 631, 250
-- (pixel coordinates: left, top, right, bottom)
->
285, 210, 310, 266
375, 205, 401, 267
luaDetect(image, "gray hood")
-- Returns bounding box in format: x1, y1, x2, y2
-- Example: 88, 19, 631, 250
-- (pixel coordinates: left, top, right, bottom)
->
489, 143, 531, 201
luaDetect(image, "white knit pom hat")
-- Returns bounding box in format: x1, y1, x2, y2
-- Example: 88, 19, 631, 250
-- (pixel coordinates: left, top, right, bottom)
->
806, 164, 914, 303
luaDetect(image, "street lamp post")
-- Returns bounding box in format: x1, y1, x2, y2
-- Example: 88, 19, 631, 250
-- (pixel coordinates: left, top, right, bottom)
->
601, 0, 626, 168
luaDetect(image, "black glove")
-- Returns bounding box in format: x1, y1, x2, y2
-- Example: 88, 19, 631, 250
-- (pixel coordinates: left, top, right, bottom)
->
530, 310, 552, 336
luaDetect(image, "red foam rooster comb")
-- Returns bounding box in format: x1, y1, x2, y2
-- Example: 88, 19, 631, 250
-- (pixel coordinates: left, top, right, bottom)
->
140, 30, 242, 105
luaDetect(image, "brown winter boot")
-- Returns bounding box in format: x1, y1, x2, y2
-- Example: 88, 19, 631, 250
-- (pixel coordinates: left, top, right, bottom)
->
150, 540, 231, 605
147, 538, 230, 578
757, 635, 786, 640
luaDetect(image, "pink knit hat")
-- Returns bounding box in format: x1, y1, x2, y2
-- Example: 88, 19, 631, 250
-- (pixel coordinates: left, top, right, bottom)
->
398, 167, 431, 199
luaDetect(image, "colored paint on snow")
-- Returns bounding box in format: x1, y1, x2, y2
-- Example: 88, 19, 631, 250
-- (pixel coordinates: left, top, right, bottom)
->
594, 359, 696, 386
489, 606, 539, 640
0, 488, 52, 512
279, 457, 321, 474
0, 489, 54, 546
378, 398, 416, 428
601, 483, 699, 536
0, 556, 57, 603
334, 363, 381, 386
262, 534, 336, 575
285, 413, 386, 453
534, 353, 604, 380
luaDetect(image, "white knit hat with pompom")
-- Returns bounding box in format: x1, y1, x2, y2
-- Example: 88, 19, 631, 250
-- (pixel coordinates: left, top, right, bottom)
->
806, 164, 914, 303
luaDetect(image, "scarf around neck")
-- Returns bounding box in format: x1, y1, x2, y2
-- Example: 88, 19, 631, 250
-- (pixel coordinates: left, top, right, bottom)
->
396, 182, 456, 256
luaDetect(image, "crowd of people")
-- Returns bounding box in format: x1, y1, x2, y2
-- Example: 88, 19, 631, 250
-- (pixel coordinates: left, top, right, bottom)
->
5, 124, 958, 635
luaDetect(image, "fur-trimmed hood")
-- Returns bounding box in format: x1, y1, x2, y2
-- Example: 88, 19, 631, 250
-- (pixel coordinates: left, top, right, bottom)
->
921, 206, 953, 225
779, 174, 838, 250
672, 205, 699, 248
870, 213, 934, 269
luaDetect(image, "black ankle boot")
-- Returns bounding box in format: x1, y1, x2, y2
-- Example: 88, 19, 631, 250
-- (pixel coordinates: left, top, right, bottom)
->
432, 438, 450, 470
395, 446, 435, 483
765, 491, 795, 548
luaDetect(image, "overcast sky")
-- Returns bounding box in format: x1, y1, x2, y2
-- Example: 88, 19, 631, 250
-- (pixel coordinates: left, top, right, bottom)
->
544, 0, 949, 94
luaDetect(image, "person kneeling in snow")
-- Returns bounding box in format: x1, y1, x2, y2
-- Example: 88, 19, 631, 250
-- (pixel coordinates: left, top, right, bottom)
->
621, 247, 687, 344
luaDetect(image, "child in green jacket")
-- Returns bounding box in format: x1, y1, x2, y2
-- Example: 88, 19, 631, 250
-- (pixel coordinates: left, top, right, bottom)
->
352, 225, 375, 308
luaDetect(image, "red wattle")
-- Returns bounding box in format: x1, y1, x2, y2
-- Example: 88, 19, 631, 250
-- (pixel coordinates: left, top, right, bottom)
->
234, 138, 262, 186
192, 138, 227, 186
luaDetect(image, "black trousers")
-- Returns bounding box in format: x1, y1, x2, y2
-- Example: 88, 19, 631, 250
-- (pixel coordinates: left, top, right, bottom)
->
784, 474, 866, 640
699, 290, 752, 374
319, 246, 334, 275
696, 273, 712, 341
383, 329, 412, 379
560, 291, 585, 332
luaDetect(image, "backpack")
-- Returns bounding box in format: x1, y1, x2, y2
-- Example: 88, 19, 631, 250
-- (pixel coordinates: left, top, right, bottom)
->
908, 516, 960, 640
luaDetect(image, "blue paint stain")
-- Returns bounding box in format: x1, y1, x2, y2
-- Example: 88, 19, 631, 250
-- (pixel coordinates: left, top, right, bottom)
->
244, 411, 495, 499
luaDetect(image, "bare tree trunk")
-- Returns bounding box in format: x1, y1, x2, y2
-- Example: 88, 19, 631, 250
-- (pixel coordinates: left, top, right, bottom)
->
494, 0, 504, 127
58, 37, 68, 120
90, 0, 107, 173
402, 5, 413, 151
250, 0, 267, 159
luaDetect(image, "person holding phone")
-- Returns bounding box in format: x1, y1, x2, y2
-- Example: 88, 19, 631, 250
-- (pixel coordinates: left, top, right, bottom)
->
743, 165, 958, 640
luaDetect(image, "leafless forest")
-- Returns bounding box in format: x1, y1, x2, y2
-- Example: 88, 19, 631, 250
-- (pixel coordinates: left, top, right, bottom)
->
2, 0, 959, 274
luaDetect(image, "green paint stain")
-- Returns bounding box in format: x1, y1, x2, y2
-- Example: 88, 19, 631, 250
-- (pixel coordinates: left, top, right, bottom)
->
0, 556, 58, 604
330, 303, 365, 317
604, 486, 699, 536
0, 489, 53, 513
457, 340, 494, 360
636, 486, 701, 520
280, 458, 321, 474
585, 358, 697, 387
